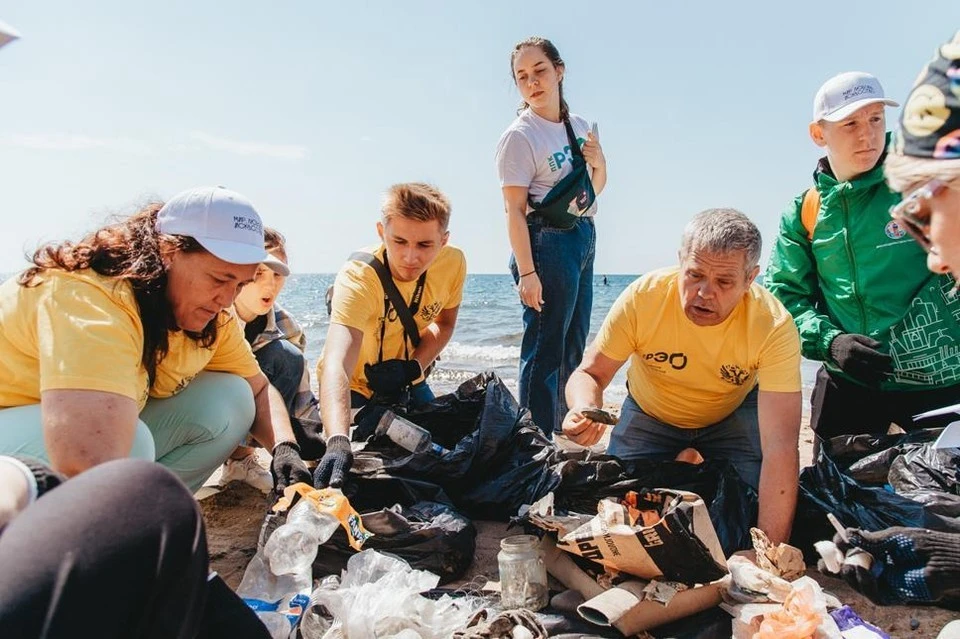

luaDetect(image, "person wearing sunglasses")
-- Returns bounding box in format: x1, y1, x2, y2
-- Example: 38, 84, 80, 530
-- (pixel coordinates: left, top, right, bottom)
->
766, 70, 960, 450
886, 31, 960, 280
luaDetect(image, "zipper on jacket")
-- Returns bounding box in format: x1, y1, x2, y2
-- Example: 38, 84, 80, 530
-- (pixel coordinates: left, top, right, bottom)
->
841, 191, 867, 334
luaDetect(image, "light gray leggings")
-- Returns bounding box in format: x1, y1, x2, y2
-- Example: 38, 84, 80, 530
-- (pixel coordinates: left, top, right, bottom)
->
0, 372, 255, 492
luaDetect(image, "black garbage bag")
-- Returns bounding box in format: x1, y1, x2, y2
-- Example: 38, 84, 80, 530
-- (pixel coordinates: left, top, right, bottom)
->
898, 489, 960, 517
312, 501, 476, 584
456, 416, 564, 520
794, 429, 960, 558
841, 429, 943, 485
349, 372, 566, 520
345, 474, 456, 513
351, 372, 758, 547
888, 444, 960, 495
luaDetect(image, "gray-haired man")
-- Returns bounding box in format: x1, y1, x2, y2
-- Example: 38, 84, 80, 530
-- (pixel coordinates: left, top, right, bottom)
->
562, 209, 803, 544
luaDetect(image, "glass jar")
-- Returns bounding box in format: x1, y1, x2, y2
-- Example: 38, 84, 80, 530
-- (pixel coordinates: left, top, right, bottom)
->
498, 534, 548, 611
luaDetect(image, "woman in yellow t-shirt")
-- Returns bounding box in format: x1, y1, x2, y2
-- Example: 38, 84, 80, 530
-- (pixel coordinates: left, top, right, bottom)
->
0, 186, 311, 493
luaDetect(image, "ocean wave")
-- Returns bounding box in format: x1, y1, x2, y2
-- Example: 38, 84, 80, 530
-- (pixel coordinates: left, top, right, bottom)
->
441, 341, 521, 363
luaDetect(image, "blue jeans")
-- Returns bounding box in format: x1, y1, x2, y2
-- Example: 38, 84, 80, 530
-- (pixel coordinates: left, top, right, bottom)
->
511, 216, 595, 437
255, 339, 305, 414
607, 388, 762, 489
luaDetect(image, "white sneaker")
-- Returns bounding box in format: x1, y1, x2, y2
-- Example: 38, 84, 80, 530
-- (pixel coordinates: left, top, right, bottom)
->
219, 454, 273, 494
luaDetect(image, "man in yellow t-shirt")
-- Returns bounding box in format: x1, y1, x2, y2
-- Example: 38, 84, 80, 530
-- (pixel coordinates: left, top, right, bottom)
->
0, 186, 312, 493
315, 182, 466, 489
562, 209, 802, 544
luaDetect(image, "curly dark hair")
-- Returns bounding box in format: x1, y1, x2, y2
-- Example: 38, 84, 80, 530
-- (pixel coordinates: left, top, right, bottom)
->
19, 203, 217, 384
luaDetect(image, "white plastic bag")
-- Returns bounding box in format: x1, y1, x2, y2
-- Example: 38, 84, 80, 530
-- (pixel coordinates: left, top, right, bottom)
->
313, 550, 482, 639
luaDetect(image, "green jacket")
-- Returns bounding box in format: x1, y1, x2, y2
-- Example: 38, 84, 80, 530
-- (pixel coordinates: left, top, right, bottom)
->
765, 145, 960, 391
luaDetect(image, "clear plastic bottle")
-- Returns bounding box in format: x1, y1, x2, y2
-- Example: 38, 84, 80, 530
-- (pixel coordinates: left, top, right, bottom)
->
298, 574, 341, 639
257, 611, 296, 639
264, 499, 341, 576
235, 552, 311, 639
498, 535, 549, 611
376, 410, 446, 455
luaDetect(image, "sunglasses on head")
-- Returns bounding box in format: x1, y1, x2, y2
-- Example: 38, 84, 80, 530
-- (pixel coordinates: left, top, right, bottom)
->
889, 179, 948, 252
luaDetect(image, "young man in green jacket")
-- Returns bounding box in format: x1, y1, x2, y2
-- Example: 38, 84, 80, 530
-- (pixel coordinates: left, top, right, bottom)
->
766, 71, 960, 445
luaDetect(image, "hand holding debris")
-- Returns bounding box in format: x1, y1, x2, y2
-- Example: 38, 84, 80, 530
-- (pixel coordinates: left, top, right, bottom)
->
818, 526, 960, 605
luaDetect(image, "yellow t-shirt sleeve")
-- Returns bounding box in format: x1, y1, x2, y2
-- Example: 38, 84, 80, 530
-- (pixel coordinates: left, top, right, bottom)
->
594, 285, 639, 363
757, 318, 802, 392
330, 262, 380, 331
36, 276, 144, 401
205, 313, 261, 378
445, 251, 467, 309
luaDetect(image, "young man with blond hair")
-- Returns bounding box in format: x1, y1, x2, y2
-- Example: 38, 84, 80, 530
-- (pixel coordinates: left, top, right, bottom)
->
314, 182, 467, 489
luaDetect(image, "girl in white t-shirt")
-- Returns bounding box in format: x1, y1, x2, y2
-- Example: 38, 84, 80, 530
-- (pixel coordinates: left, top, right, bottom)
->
495, 37, 608, 436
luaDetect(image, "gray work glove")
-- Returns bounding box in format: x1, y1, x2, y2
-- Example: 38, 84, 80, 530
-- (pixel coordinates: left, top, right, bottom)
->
312, 434, 353, 489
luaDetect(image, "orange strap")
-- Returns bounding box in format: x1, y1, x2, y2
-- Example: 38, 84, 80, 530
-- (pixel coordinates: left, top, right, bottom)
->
800, 188, 821, 241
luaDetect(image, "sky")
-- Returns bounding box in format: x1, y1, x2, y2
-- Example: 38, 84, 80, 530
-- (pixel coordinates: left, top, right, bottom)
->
1, 2, 958, 275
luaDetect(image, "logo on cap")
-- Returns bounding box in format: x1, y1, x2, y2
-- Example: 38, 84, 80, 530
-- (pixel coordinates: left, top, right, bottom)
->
233, 215, 263, 235
842, 84, 876, 101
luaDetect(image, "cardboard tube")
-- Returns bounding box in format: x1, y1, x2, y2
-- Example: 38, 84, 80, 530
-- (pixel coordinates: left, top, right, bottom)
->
541, 536, 605, 599
611, 583, 722, 636
576, 581, 648, 626
542, 536, 646, 636
542, 536, 722, 636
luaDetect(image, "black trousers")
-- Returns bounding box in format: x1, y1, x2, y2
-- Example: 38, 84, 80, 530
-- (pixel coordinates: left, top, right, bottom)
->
0, 459, 269, 639
810, 366, 960, 441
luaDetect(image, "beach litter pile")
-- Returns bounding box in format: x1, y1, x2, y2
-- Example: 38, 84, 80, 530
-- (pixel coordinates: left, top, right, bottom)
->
230, 373, 960, 638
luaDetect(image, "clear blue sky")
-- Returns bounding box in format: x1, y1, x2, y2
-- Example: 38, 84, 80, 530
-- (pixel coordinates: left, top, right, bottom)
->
1, 2, 957, 274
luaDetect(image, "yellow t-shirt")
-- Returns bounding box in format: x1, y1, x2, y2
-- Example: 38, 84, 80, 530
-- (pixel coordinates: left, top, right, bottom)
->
595, 267, 801, 428
0, 269, 261, 410
324, 244, 467, 398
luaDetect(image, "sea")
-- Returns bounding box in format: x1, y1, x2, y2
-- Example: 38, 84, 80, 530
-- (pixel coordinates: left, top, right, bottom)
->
280, 273, 821, 410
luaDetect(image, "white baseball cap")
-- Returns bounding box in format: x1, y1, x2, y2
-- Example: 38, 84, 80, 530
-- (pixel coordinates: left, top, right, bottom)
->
813, 71, 899, 122
0, 20, 21, 49
157, 186, 290, 276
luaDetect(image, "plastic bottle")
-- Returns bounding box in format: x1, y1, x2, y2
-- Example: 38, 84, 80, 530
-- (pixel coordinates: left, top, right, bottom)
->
298, 574, 341, 639
376, 410, 446, 455
264, 499, 341, 576
235, 552, 311, 639
498, 535, 549, 611
257, 611, 296, 639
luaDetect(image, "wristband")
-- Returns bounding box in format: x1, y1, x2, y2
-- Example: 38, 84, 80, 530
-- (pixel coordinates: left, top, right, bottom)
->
0, 456, 38, 505
0, 456, 64, 503
271, 440, 301, 455
519, 270, 536, 278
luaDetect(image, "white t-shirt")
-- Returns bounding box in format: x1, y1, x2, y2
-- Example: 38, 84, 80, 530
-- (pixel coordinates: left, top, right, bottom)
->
495, 109, 598, 217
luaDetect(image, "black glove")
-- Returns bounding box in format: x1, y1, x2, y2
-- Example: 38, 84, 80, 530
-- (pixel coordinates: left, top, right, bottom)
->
313, 434, 353, 489
290, 416, 327, 461
269, 441, 312, 494
827, 527, 960, 605
829, 333, 893, 386
364, 359, 422, 396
